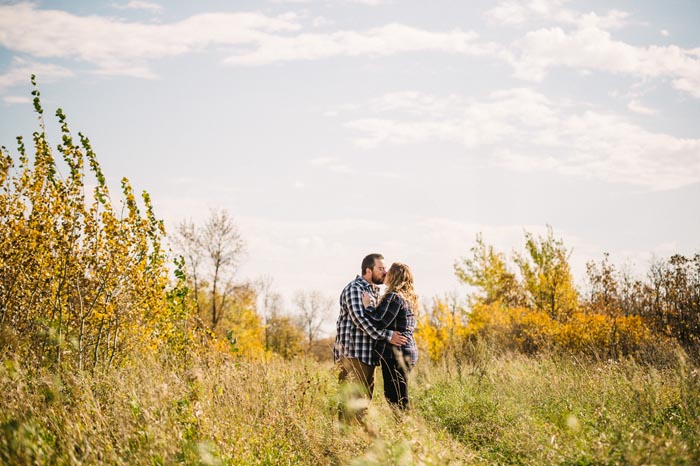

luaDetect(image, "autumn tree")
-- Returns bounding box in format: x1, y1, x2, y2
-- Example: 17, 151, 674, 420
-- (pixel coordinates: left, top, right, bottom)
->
645, 254, 700, 351
451, 229, 697, 360
218, 282, 265, 357
203, 209, 245, 330
256, 275, 285, 351
0, 77, 180, 370
514, 226, 578, 321
172, 219, 204, 318
266, 314, 305, 359
171, 209, 268, 357
583, 253, 700, 356
172, 209, 245, 331
454, 233, 523, 307
584, 253, 621, 316
415, 293, 468, 363
253, 277, 307, 358
293, 290, 333, 350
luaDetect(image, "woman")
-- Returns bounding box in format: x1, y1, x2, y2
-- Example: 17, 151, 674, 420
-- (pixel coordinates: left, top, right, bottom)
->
361, 262, 418, 411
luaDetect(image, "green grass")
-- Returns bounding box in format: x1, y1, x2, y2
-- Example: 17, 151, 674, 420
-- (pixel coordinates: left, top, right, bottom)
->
413, 353, 700, 465
1, 350, 698, 465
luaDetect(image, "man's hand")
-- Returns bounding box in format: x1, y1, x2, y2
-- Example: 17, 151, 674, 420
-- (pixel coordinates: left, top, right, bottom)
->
389, 332, 408, 346
361, 291, 372, 308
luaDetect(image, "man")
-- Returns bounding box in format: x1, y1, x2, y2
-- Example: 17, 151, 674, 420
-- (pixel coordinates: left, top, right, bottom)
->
334, 253, 408, 404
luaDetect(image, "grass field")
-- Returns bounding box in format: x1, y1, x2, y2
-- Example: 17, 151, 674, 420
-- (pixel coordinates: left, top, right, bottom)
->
1, 347, 699, 465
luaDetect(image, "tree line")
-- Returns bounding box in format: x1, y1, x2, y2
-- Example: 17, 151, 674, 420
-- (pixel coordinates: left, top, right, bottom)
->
418, 228, 699, 365
1, 79, 698, 372
0, 79, 333, 371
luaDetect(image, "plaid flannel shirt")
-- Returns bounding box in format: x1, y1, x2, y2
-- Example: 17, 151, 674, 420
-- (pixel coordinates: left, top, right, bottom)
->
333, 276, 391, 366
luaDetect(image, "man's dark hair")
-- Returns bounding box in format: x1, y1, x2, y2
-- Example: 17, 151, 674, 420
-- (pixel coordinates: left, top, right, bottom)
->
361, 253, 384, 275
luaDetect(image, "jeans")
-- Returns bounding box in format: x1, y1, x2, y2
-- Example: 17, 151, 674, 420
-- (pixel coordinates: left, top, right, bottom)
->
337, 357, 376, 422
379, 349, 413, 410
338, 357, 375, 398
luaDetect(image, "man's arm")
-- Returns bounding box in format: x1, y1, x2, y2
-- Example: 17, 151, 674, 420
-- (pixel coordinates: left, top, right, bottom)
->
344, 284, 392, 341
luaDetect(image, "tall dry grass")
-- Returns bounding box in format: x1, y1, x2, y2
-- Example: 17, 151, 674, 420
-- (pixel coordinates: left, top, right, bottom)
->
1, 347, 698, 465
0, 351, 472, 465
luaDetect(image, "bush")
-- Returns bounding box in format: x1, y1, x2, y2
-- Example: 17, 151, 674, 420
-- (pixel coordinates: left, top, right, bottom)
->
0, 78, 185, 372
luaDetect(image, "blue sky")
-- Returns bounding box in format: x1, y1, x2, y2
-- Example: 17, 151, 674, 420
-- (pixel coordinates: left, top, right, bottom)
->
1, 0, 699, 329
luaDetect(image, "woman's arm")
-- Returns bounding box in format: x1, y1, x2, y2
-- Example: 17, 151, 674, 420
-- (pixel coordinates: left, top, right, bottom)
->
363, 293, 403, 330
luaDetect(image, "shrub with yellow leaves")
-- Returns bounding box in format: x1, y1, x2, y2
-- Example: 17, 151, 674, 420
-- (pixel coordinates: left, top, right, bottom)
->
415, 294, 469, 363
0, 77, 183, 371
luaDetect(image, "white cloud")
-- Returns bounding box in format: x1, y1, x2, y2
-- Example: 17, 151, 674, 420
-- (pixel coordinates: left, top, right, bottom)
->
672, 77, 700, 99
345, 118, 458, 148
485, 2, 700, 98
510, 24, 700, 97
485, 0, 629, 30
309, 156, 356, 174
485, 0, 577, 27
310, 156, 336, 166
3, 95, 31, 104
329, 164, 354, 174
348, 0, 389, 5
0, 56, 74, 90
368, 171, 401, 179
660, 29, 670, 37
627, 99, 656, 115
367, 91, 464, 117
1, 2, 696, 99
312, 16, 334, 28
347, 88, 558, 148
0, 3, 495, 77
271, 0, 388, 4
0, 3, 301, 78
577, 10, 630, 30
222, 23, 487, 66
113, 1, 163, 13
343, 88, 700, 191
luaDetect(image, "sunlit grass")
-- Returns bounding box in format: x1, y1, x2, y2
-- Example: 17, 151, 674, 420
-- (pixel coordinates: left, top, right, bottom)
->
1, 349, 698, 465
414, 351, 700, 465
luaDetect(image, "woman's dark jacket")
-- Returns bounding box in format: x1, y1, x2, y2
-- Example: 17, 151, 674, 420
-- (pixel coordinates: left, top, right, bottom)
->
366, 291, 418, 367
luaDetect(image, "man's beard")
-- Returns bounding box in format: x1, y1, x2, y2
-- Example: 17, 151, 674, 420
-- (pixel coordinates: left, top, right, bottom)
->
371, 275, 384, 285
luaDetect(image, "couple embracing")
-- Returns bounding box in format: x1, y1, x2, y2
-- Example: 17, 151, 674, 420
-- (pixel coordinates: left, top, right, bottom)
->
333, 253, 419, 414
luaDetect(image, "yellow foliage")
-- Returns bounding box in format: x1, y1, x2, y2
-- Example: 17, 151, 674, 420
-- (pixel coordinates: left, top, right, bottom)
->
556, 313, 654, 355
226, 307, 265, 358
454, 234, 523, 307
514, 227, 579, 321
463, 302, 657, 357
0, 81, 181, 370
415, 296, 469, 363
452, 230, 661, 358
215, 284, 265, 358
265, 315, 305, 359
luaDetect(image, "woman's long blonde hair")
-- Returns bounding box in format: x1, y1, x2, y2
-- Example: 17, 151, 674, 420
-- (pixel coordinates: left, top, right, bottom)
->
381, 262, 419, 312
